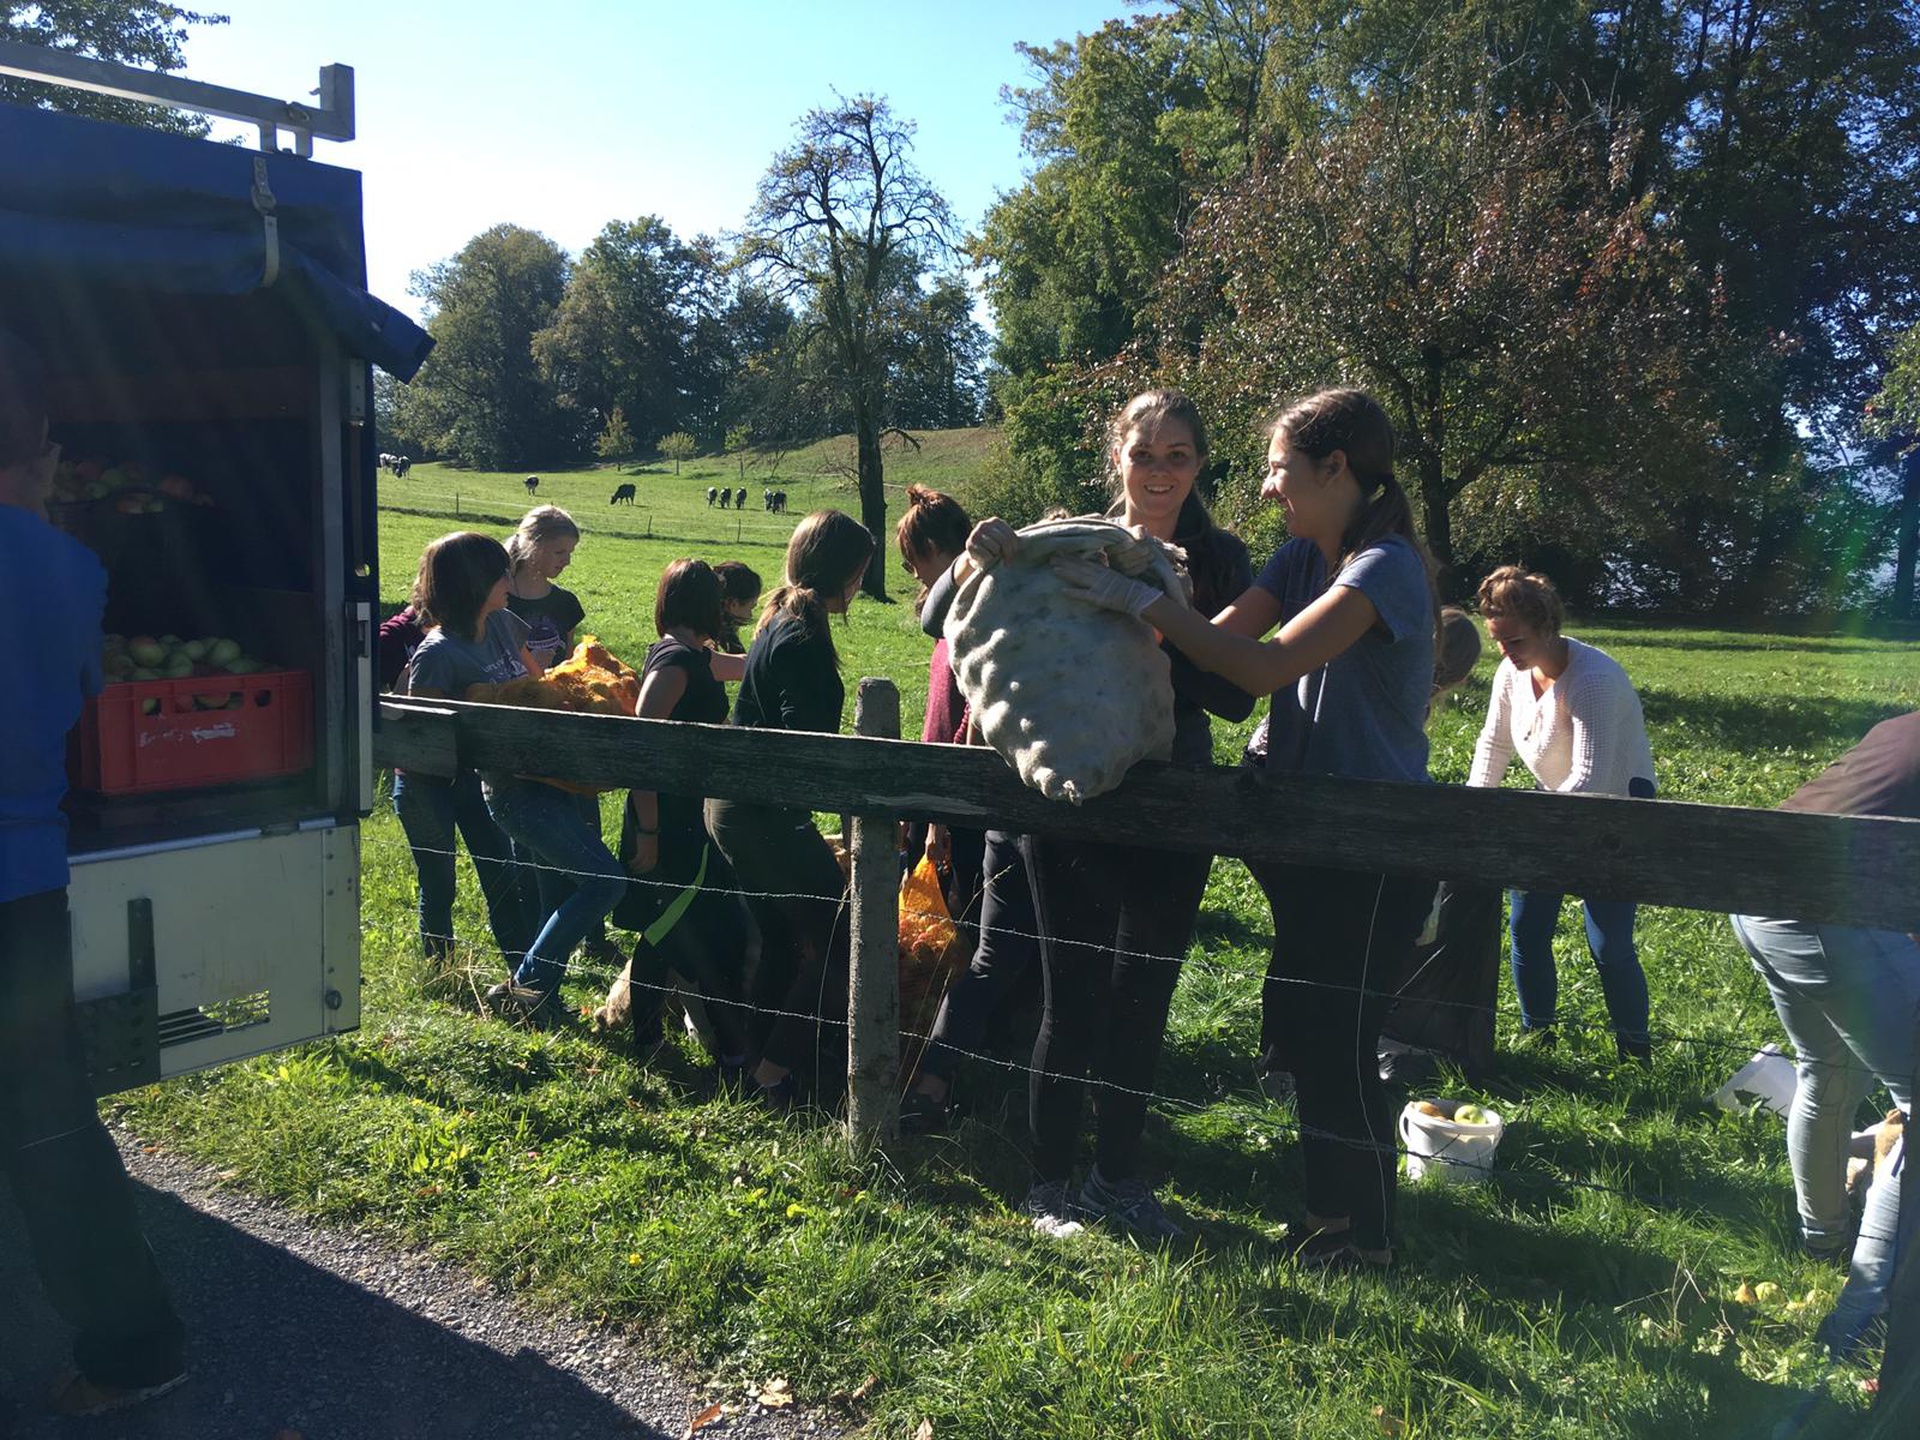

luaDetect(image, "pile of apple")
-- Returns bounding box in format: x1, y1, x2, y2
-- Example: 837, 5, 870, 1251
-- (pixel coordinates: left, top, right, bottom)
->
103, 634, 277, 713
50, 458, 215, 513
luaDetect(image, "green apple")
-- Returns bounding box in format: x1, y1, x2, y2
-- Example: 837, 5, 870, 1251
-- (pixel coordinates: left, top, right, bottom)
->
1453, 1103, 1488, 1126
180, 639, 208, 661
224, 658, 263, 675
207, 638, 242, 667
130, 666, 161, 681
162, 654, 194, 678
127, 636, 166, 667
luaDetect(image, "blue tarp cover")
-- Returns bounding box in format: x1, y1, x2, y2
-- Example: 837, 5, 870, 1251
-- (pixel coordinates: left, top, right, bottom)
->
0, 102, 432, 380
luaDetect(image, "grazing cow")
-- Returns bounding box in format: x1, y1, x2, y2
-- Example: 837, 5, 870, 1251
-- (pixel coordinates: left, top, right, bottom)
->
379, 452, 395, 472
735, 487, 747, 510
707, 486, 717, 507
524, 475, 540, 496
773, 490, 788, 514
610, 482, 636, 504
718, 487, 731, 509
762, 488, 772, 511
395, 455, 411, 479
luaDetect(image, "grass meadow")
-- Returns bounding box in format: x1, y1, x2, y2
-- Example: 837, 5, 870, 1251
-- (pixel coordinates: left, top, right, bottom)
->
116, 440, 1919, 1439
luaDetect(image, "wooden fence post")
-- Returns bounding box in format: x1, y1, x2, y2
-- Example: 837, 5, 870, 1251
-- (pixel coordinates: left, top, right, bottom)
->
846, 677, 901, 1143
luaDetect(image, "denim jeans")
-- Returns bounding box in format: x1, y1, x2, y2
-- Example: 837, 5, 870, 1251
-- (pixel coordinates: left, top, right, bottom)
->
1507, 888, 1651, 1046
1728, 913, 1920, 1354
392, 768, 532, 968
484, 776, 627, 999
0, 890, 185, 1388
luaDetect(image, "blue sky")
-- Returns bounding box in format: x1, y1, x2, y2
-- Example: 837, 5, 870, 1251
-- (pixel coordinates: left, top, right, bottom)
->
182, 0, 1143, 317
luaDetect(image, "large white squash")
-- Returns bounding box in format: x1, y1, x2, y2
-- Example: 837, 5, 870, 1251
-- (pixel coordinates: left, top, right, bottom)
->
944, 518, 1191, 804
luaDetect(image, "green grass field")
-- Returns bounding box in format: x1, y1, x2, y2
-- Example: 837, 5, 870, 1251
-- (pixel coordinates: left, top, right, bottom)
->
114, 464, 1919, 1440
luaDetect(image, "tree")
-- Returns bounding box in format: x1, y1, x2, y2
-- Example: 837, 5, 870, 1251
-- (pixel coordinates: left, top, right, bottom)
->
738, 96, 954, 599
1, 2, 229, 136
1867, 328, 1920, 619
404, 225, 573, 469
1153, 91, 1727, 596
658, 431, 697, 474
534, 217, 695, 456
596, 406, 636, 468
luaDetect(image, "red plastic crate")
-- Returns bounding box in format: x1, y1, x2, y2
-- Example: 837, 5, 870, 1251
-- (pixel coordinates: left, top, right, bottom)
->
75, 668, 313, 796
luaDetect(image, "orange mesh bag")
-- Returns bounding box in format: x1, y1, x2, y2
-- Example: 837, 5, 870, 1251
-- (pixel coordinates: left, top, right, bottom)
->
898, 855, 967, 1076
464, 636, 640, 794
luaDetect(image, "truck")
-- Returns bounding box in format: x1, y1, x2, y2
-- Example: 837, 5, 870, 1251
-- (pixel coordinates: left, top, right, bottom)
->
0, 43, 430, 1090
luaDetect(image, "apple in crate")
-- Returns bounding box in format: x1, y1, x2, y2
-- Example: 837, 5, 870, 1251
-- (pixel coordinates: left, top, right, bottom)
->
206, 637, 242, 667
127, 636, 166, 667
162, 654, 194, 679
180, 639, 208, 661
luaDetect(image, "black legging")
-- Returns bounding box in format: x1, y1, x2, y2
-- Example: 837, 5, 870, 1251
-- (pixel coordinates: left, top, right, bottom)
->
1022, 836, 1212, 1185
920, 831, 1039, 1085
1252, 861, 1431, 1253
704, 798, 851, 1092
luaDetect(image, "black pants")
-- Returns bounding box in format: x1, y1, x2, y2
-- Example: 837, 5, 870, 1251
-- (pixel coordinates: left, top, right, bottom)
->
1251, 862, 1431, 1253
921, 831, 1040, 1085
1023, 836, 1212, 1185
0, 889, 185, 1387
705, 799, 851, 1092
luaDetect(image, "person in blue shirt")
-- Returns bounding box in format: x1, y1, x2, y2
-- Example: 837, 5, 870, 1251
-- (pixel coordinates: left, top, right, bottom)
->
1057, 388, 1436, 1270
0, 327, 187, 1415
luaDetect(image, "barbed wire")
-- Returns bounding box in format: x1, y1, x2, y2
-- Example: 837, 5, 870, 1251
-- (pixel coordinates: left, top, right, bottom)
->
366, 830, 1885, 1085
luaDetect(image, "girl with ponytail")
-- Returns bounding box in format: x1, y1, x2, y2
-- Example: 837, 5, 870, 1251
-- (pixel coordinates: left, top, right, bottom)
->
705, 510, 875, 1111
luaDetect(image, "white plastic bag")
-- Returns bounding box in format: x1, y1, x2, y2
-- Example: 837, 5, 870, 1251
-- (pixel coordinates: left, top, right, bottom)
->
1712, 1042, 1799, 1116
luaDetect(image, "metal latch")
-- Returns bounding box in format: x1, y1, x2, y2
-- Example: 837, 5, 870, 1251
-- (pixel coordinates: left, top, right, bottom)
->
252, 156, 280, 288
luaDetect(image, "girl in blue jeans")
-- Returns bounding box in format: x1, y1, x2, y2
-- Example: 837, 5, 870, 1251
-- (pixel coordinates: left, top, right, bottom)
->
401, 530, 624, 1026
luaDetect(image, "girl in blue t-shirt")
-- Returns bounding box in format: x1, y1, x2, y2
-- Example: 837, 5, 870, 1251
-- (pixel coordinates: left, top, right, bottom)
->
1057, 388, 1436, 1270
395, 531, 540, 986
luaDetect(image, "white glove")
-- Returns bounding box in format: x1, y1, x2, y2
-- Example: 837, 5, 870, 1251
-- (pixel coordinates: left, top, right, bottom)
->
964, 518, 1020, 573
1051, 555, 1161, 617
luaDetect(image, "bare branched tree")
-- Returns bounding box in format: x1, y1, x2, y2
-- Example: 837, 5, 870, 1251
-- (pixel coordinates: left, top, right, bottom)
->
737, 95, 953, 599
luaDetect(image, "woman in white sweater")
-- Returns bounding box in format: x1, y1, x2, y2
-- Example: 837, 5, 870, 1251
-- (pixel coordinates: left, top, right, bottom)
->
1468, 566, 1656, 1058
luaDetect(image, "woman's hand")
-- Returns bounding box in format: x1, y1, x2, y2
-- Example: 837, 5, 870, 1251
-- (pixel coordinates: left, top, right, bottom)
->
962, 518, 1020, 576
626, 832, 659, 876
924, 822, 951, 869
1051, 555, 1161, 618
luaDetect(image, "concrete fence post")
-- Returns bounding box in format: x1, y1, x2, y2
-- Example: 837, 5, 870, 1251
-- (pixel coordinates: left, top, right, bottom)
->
846, 677, 901, 1143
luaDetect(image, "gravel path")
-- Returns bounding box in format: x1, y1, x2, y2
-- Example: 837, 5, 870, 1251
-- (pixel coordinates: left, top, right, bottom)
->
0, 1132, 847, 1440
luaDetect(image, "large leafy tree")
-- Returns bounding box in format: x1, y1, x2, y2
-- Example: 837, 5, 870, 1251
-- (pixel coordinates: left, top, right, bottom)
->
1153, 92, 1728, 596
534, 217, 697, 456
738, 96, 954, 599
1, 2, 228, 135
398, 224, 572, 469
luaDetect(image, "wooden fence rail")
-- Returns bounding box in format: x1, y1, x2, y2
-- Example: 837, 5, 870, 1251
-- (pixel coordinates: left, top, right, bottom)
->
375, 695, 1920, 932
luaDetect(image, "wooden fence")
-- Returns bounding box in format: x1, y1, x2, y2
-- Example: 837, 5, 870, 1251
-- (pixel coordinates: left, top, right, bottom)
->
375, 688, 1920, 1423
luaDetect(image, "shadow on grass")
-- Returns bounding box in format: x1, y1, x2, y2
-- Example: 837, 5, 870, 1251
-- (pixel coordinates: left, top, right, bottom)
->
1640, 689, 1910, 755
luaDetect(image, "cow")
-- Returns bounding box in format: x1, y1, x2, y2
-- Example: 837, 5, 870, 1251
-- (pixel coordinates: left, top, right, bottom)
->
524, 475, 540, 496
772, 490, 788, 514
735, 487, 748, 510
610, 482, 636, 504
379, 452, 395, 472
763, 488, 772, 511
707, 486, 717, 507
718, 487, 731, 509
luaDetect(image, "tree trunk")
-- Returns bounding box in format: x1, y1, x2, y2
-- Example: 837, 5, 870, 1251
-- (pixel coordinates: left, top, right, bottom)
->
855, 391, 888, 600
1419, 454, 1453, 571
1895, 445, 1919, 621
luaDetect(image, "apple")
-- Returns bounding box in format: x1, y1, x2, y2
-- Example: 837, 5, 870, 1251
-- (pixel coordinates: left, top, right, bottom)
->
225, 694, 245, 709
99, 465, 131, 491
207, 638, 242, 666
127, 636, 166, 666
1754, 1281, 1781, 1303
83, 481, 110, 500
73, 458, 105, 484
181, 639, 208, 661
1453, 1103, 1488, 1126
162, 654, 194, 678
130, 666, 161, 681
224, 658, 263, 675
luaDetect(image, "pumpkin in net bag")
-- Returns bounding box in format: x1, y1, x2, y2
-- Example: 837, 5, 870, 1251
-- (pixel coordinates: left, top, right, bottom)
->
944, 518, 1190, 804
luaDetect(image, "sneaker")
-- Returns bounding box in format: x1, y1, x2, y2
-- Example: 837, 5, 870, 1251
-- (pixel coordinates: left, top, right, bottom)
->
1018, 1181, 1085, 1239
748, 1071, 801, 1116
1076, 1167, 1186, 1241
50, 1367, 188, 1417
485, 981, 561, 1031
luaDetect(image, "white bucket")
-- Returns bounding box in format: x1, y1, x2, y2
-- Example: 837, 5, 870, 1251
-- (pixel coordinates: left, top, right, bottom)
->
1399, 1100, 1505, 1184
1712, 1043, 1798, 1117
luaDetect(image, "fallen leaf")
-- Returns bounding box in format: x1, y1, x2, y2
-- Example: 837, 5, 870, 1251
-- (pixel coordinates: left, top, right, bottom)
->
1372, 1406, 1404, 1437
682, 1401, 725, 1438
914, 1421, 934, 1440
756, 1378, 793, 1408
850, 1374, 878, 1401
